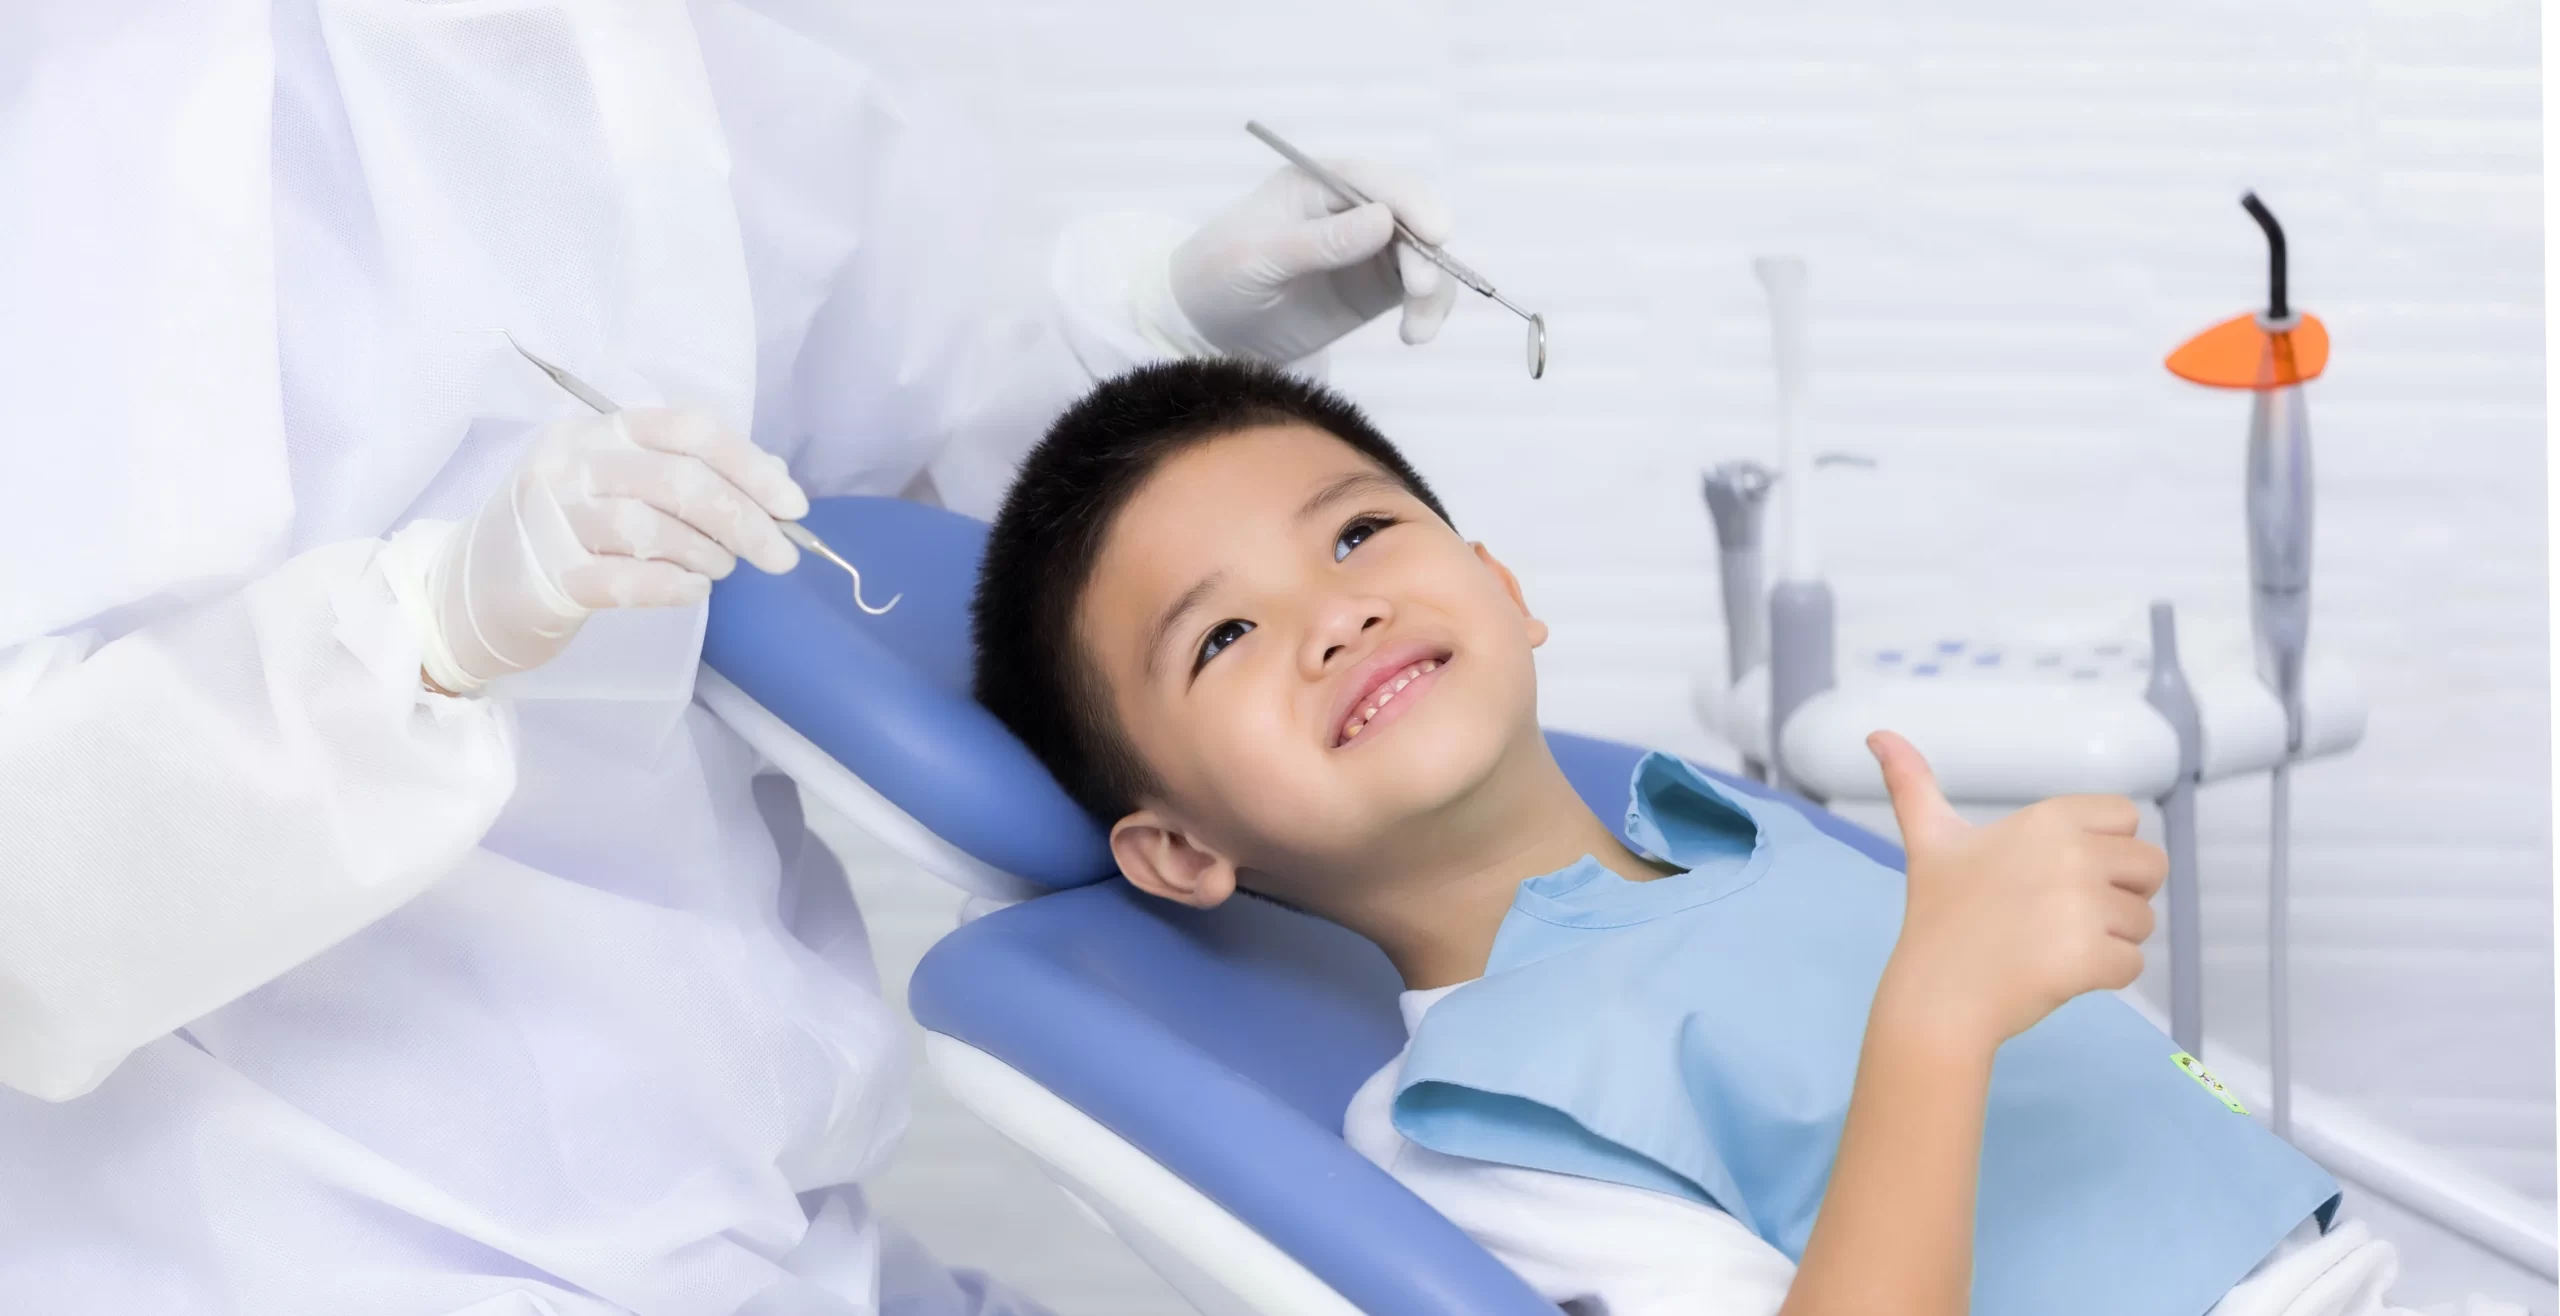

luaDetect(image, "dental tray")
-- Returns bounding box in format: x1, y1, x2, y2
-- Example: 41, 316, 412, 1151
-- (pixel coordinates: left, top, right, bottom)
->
1693, 613, 2366, 804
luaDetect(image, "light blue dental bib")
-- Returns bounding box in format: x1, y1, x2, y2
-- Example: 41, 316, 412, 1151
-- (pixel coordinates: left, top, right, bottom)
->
1393, 754, 2339, 1316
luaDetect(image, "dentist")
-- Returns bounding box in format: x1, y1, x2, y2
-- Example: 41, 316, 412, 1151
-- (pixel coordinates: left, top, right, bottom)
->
0, 1, 1456, 1311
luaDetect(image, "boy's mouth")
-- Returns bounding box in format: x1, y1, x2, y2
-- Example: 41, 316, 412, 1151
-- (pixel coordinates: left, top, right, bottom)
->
1331, 645, 1453, 749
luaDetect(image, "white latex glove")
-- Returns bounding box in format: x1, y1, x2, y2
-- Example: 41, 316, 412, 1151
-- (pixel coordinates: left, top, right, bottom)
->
416, 408, 808, 695
1165, 158, 1461, 365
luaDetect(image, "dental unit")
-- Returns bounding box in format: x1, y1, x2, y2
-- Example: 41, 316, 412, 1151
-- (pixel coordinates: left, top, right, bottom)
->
1695, 232, 2362, 1105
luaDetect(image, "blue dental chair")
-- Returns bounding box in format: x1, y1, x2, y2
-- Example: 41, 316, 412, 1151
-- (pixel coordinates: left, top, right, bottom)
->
699, 497, 1908, 1316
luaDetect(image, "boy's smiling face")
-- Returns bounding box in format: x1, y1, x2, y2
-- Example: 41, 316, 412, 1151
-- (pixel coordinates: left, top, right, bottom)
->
1077, 421, 1549, 906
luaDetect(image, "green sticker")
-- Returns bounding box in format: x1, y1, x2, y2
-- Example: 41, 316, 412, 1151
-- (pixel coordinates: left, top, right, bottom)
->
2172, 1052, 2250, 1115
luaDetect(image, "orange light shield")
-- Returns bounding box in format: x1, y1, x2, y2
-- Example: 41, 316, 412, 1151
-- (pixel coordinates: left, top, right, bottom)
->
2165, 312, 2329, 391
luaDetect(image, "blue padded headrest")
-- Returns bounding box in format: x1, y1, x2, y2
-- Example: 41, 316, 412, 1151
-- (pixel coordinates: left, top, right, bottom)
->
703, 496, 1116, 888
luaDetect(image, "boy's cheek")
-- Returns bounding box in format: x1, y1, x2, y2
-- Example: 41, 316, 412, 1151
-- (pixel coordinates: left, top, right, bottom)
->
1186, 718, 1307, 809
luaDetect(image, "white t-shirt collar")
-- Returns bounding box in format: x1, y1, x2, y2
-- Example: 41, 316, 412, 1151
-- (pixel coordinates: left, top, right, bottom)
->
1396, 982, 1470, 1038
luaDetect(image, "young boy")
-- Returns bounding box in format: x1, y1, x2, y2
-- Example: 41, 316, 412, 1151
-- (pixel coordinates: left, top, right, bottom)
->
971, 359, 2512, 1316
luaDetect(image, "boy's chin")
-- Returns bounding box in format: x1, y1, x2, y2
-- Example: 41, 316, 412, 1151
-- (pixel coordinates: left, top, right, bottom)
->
1343, 724, 1516, 819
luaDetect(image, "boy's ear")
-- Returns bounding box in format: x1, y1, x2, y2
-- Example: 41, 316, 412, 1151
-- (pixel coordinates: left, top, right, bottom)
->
1471, 542, 1549, 649
1110, 809, 1244, 909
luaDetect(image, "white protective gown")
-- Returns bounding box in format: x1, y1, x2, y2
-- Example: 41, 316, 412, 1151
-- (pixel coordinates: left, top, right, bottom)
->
0, 0, 1170, 1310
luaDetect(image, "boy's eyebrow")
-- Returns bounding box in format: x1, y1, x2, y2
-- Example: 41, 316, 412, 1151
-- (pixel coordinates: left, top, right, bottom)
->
1296, 470, 1403, 523
1144, 571, 1225, 677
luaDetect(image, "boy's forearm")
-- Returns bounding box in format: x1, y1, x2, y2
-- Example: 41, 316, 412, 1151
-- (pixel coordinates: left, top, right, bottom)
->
1777, 982, 1996, 1316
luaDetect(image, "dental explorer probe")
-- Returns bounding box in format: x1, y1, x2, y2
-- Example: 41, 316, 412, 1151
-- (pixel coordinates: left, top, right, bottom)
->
1244, 121, 1548, 379
503, 334, 900, 615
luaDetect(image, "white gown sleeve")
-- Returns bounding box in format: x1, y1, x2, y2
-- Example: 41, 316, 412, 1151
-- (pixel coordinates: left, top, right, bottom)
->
692, 10, 1194, 522
917, 202, 1206, 518
0, 524, 515, 1101
782, 94, 1168, 520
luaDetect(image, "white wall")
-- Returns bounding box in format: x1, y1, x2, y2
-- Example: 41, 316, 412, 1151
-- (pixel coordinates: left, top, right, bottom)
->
847, 0, 2553, 1258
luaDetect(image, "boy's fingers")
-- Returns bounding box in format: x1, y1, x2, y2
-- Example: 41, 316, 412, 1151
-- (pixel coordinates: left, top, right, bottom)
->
2102, 888, 2159, 946
2090, 936, 2148, 991
2053, 793, 2143, 837
2093, 836, 2169, 899
1869, 731, 1965, 850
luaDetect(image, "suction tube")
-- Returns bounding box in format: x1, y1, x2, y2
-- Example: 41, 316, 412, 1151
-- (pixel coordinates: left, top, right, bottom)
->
2241, 193, 2313, 1139
1755, 257, 1818, 584
1703, 463, 1778, 781
1753, 257, 1835, 800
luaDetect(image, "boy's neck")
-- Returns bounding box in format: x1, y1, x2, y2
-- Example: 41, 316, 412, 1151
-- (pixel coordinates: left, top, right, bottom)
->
1310, 735, 1675, 991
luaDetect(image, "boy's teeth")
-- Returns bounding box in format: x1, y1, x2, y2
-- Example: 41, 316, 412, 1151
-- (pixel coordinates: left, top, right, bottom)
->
1339, 658, 1445, 745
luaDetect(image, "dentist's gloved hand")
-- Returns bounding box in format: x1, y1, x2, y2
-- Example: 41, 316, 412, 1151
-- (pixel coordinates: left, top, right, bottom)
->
1167, 159, 1461, 365
416, 408, 807, 696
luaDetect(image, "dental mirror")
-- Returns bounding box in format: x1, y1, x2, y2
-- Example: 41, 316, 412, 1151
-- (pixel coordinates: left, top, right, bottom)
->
1246, 120, 1548, 380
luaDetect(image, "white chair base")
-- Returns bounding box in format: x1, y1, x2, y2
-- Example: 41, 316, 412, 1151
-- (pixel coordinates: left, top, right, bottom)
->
925, 1034, 1365, 1316
696, 665, 1042, 906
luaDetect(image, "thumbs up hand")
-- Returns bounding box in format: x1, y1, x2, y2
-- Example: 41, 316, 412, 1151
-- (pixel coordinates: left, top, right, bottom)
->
1868, 731, 2170, 1052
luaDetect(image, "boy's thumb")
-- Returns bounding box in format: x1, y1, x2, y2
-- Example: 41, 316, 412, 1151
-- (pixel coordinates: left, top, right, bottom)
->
1869, 730, 1964, 850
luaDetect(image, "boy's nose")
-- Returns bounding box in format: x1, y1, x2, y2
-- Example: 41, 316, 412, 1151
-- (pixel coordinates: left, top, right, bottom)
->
1304, 595, 1394, 673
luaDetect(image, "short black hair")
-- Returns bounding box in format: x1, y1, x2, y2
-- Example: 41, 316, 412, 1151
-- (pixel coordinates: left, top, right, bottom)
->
972, 357, 1454, 822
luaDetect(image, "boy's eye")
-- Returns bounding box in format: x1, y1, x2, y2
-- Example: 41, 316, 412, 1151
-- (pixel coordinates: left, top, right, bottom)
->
1335, 514, 1398, 562
1194, 619, 1254, 673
